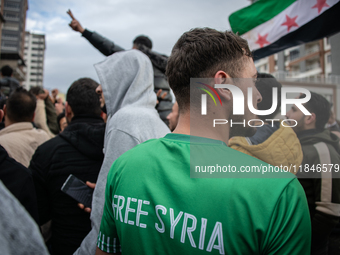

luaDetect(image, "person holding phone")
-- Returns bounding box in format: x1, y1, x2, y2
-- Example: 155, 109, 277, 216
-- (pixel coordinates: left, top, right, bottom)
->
29, 78, 106, 255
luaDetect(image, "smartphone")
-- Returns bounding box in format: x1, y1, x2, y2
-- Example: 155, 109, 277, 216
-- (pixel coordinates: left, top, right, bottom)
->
61, 174, 93, 208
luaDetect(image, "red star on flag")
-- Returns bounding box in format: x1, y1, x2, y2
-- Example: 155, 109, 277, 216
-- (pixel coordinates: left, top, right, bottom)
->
281, 15, 299, 32
255, 33, 270, 48
312, 0, 330, 14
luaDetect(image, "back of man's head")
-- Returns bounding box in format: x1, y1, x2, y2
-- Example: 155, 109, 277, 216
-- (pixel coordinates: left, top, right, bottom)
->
166, 28, 251, 113
256, 73, 282, 121
6, 87, 36, 123
29, 86, 44, 96
300, 92, 330, 130
1, 65, 13, 77
66, 78, 101, 117
133, 35, 152, 49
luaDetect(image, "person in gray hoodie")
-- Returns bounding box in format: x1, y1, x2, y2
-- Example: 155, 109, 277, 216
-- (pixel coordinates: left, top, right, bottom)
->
74, 49, 170, 255
0, 180, 49, 255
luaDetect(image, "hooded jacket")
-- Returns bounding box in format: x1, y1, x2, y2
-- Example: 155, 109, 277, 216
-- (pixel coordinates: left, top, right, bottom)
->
229, 123, 303, 172
81, 29, 173, 122
296, 129, 340, 252
75, 50, 170, 255
29, 115, 105, 255
0, 181, 48, 255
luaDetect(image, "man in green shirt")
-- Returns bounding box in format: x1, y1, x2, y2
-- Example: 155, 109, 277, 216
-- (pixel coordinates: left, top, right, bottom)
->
96, 28, 311, 255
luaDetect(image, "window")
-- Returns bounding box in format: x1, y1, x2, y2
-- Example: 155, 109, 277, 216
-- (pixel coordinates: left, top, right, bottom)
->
289, 49, 300, 61
4, 2, 19, 9
2, 33, 18, 40
31, 53, 44, 57
4, 12, 19, 19
327, 54, 332, 64
3, 22, 19, 31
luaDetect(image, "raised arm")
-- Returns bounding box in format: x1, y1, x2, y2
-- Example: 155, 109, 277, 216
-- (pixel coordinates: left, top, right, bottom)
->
67, 9, 125, 56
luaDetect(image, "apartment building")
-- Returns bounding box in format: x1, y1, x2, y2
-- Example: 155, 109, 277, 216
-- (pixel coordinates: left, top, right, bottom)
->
0, 0, 28, 82
255, 38, 334, 80
23, 31, 45, 89
254, 33, 340, 117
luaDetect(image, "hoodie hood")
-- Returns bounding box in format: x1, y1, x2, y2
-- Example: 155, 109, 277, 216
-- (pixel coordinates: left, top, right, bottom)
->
59, 115, 105, 161
94, 50, 157, 117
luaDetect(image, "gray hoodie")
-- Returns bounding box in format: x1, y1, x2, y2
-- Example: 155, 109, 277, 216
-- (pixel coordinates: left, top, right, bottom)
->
0, 180, 49, 255
75, 50, 170, 255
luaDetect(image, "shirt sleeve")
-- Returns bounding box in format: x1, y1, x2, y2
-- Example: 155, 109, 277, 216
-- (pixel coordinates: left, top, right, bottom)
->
263, 178, 311, 255
97, 162, 121, 254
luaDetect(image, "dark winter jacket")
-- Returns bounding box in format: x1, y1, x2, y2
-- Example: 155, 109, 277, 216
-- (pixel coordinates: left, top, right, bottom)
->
81, 29, 173, 122
296, 129, 340, 253
29, 115, 105, 255
0, 145, 39, 223
0, 76, 20, 96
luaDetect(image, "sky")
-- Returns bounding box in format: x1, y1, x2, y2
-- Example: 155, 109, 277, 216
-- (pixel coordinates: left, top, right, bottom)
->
26, 0, 251, 93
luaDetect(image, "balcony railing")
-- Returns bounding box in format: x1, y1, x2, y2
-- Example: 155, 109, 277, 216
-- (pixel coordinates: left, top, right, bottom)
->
272, 71, 340, 85
305, 45, 320, 55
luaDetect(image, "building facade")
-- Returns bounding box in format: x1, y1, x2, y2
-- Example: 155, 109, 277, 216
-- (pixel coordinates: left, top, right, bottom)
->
0, 0, 28, 82
23, 31, 45, 89
254, 34, 340, 118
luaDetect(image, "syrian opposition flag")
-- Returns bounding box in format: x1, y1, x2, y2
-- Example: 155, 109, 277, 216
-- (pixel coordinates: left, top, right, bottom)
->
229, 0, 340, 60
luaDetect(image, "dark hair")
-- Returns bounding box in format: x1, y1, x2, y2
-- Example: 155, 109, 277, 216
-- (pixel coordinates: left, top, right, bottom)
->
29, 86, 44, 96
300, 92, 331, 130
66, 78, 101, 116
166, 28, 252, 112
256, 73, 282, 120
1, 65, 13, 77
6, 87, 36, 122
133, 35, 152, 49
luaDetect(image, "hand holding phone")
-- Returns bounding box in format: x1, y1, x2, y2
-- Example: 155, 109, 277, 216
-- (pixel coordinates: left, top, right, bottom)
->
61, 174, 94, 208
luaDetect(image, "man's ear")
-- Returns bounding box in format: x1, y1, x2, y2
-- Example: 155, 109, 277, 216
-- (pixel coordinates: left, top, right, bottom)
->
3, 105, 7, 117
0, 109, 4, 121
65, 102, 72, 117
214, 71, 231, 85
65, 102, 74, 123
305, 113, 316, 126
214, 71, 233, 102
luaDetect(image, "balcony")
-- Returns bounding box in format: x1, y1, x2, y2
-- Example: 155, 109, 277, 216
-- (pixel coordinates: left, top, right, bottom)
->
305, 45, 320, 55
272, 71, 340, 85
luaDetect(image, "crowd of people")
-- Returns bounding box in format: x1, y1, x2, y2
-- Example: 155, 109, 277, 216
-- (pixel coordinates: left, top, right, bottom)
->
0, 12, 339, 255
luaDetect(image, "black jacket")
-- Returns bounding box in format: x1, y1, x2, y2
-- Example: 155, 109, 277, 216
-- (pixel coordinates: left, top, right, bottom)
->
81, 29, 173, 122
0, 76, 20, 96
29, 115, 105, 255
0, 145, 39, 223
297, 129, 340, 253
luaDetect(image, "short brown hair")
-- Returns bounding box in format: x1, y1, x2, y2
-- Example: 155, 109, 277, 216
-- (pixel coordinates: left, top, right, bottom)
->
166, 28, 251, 112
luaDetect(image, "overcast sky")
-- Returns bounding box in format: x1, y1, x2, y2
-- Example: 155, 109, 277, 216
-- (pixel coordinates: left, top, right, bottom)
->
26, 0, 251, 93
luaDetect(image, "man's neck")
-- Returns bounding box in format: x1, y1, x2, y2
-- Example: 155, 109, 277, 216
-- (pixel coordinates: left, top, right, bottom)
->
173, 112, 230, 144
4, 118, 14, 127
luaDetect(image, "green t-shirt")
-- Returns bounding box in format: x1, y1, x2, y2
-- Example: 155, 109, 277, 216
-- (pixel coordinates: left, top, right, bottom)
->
98, 134, 311, 254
